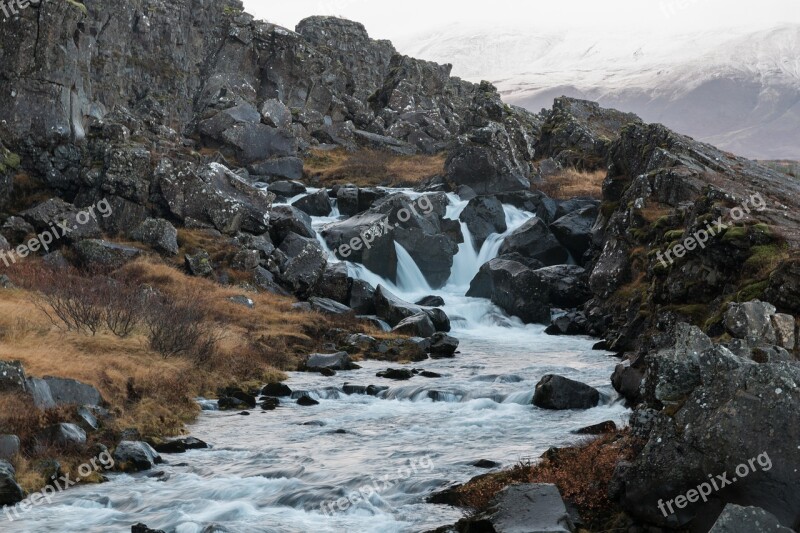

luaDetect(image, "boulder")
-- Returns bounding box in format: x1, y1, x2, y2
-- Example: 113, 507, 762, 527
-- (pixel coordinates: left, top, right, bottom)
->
374, 285, 450, 331
269, 205, 315, 243
220, 123, 297, 164
349, 279, 376, 314
496, 191, 559, 223
297, 395, 320, 406
498, 218, 569, 266
0, 435, 20, 460
185, 250, 213, 277
253, 266, 290, 295
549, 205, 598, 264
614, 339, 800, 528
259, 99, 293, 129
588, 238, 631, 298
546, 311, 589, 336
132, 524, 166, 533
467, 259, 551, 324
427, 332, 459, 358
573, 421, 617, 435
708, 504, 793, 533
73, 240, 142, 269
450, 484, 574, 533
277, 233, 327, 297
532, 265, 591, 308
392, 313, 436, 337
445, 144, 530, 195
43, 376, 103, 407
459, 196, 507, 248
113, 441, 163, 472
261, 383, 292, 397
305, 352, 354, 371
131, 218, 179, 255
309, 297, 352, 315
336, 187, 360, 216
376, 368, 414, 380
198, 103, 261, 138
0, 460, 23, 506
416, 295, 445, 307
611, 361, 644, 405
533, 375, 600, 410
21, 198, 102, 242
268, 180, 307, 198
321, 212, 397, 281
292, 188, 332, 217
723, 300, 778, 345
249, 157, 304, 181
38, 423, 87, 447
261, 397, 280, 410
160, 163, 275, 235
0, 360, 27, 393
26, 377, 56, 409
151, 437, 208, 454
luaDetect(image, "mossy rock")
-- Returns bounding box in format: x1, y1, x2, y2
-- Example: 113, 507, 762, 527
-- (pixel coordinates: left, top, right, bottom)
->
64, 0, 88, 15
720, 225, 748, 243
735, 280, 769, 302
0, 147, 21, 174
663, 229, 685, 241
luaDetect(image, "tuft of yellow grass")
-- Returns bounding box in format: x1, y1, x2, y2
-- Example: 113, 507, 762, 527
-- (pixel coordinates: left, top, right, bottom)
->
536, 167, 606, 200
304, 148, 446, 187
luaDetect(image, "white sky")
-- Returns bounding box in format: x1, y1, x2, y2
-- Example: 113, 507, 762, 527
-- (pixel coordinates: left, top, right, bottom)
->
242, 0, 800, 42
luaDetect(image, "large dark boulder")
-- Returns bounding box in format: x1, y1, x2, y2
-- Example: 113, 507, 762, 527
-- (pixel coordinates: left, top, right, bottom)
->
249, 157, 304, 181
498, 218, 569, 266
374, 285, 450, 331
0, 361, 27, 393
293, 188, 332, 217
269, 205, 315, 243
447, 484, 574, 533
321, 212, 397, 281
614, 333, 800, 529
131, 218, 179, 255
73, 240, 142, 269
305, 352, 354, 371
427, 332, 459, 358
549, 205, 598, 264
42, 377, 103, 407
467, 259, 551, 324
709, 504, 793, 533
392, 313, 436, 337
533, 375, 600, 410
37, 423, 87, 447
459, 195, 507, 248
160, 163, 275, 235
445, 144, 530, 195
0, 460, 24, 506
277, 233, 327, 298
113, 441, 163, 473
532, 265, 591, 308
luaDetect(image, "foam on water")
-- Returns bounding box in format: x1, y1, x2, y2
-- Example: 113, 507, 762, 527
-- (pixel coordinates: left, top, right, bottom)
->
4, 190, 628, 533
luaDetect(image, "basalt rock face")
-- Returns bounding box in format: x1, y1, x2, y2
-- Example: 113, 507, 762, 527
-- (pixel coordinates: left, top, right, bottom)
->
572, 100, 800, 355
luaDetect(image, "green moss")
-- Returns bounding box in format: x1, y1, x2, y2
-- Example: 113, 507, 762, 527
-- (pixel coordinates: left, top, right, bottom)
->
721, 225, 748, 242
736, 280, 769, 302
0, 148, 21, 174
664, 229, 685, 241
600, 202, 619, 218
223, 5, 243, 15
652, 215, 675, 229
64, 0, 88, 15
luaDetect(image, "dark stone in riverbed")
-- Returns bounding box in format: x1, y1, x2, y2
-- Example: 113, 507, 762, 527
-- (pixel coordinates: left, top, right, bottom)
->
427, 332, 459, 358
533, 375, 600, 410
132, 524, 166, 533
261, 383, 292, 397
472, 459, 502, 469
297, 396, 320, 406
416, 295, 445, 307
152, 437, 209, 454
318, 368, 337, 377
419, 371, 442, 378
366, 385, 389, 396
377, 368, 414, 380
572, 421, 617, 435
261, 397, 280, 410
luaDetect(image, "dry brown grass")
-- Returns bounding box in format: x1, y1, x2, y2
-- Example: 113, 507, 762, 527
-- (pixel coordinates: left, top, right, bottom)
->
304, 148, 446, 187
536, 167, 606, 200
448, 431, 635, 529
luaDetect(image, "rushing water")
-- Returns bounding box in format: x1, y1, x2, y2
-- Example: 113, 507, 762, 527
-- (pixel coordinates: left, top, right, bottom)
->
4, 189, 627, 533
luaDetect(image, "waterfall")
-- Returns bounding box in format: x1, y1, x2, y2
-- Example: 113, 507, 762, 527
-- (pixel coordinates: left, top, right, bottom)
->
395, 242, 433, 295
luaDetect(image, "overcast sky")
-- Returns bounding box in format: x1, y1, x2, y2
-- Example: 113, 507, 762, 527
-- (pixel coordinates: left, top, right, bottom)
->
242, 0, 799, 42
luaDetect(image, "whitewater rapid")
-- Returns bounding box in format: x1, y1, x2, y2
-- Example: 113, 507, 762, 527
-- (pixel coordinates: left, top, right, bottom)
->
4, 189, 627, 533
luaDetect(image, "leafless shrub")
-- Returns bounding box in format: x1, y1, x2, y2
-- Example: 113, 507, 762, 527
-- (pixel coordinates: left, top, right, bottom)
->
144, 292, 220, 360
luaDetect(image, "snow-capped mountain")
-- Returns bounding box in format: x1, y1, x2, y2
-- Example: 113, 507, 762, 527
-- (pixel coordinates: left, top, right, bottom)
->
398, 25, 800, 159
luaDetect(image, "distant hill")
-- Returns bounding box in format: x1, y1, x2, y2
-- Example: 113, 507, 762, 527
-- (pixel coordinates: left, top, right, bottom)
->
399, 24, 800, 160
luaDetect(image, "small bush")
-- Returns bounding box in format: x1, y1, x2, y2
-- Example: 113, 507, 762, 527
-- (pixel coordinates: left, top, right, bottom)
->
144, 291, 220, 360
